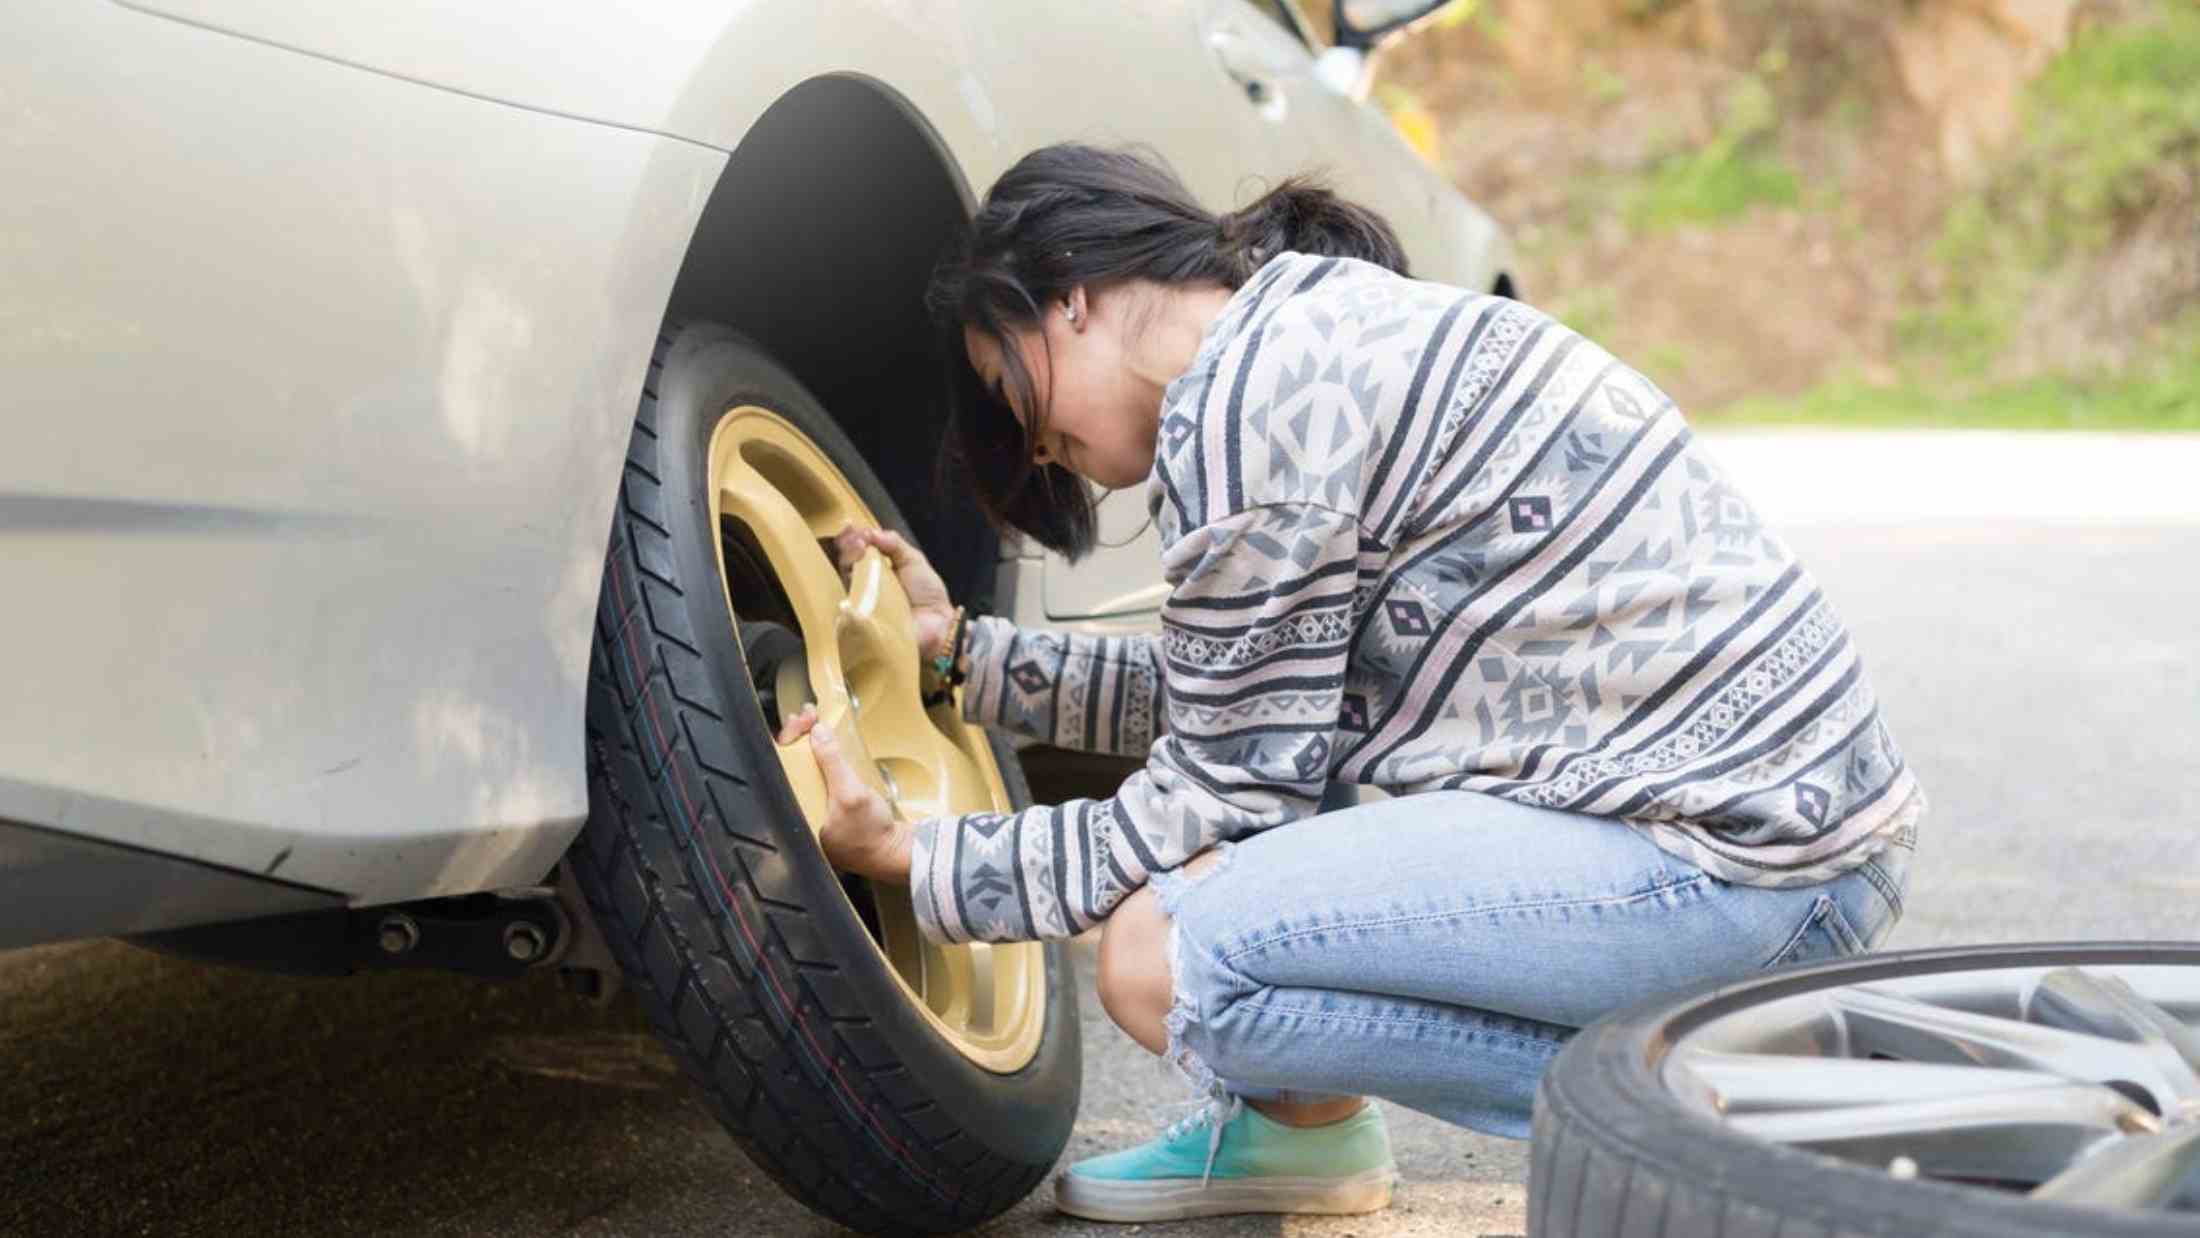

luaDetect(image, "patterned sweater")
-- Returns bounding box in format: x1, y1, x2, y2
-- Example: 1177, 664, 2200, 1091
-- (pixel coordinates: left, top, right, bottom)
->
908, 251, 1924, 945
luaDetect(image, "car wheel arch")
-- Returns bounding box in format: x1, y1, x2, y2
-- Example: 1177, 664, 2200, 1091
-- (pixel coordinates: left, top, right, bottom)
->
648, 73, 1000, 612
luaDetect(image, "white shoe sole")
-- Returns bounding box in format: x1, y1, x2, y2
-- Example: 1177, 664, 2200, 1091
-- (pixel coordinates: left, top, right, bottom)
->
1053, 1165, 1397, 1222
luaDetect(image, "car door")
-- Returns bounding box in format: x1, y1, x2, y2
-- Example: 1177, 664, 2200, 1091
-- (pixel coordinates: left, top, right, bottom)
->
1193, 0, 1448, 263
1183, 0, 1508, 297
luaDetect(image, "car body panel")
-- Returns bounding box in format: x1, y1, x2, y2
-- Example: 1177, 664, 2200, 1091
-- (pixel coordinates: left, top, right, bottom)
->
3, 0, 720, 907
1041, 488, 1174, 621
0, 816, 342, 947
1, 0, 1508, 940
112, 1, 1500, 283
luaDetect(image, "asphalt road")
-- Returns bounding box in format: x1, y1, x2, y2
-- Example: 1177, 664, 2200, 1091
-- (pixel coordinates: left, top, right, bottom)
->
3, 432, 2194, 1238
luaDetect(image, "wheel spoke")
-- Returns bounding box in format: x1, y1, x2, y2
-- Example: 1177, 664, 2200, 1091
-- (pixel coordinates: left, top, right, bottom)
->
838, 548, 994, 820
923, 934, 977, 1027
1731, 1083, 2153, 1183
838, 547, 926, 731
719, 460, 910, 822
871, 883, 1014, 1033
2028, 968, 2200, 1107
1672, 1049, 2067, 1114
2030, 1123, 2200, 1210
1836, 986, 2181, 1099
964, 942, 999, 1032
772, 732, 832, 826
861, 724, 994, 824
718, 461, 849, 679
869, 884, 929, 998
982, 940, 1032, 1037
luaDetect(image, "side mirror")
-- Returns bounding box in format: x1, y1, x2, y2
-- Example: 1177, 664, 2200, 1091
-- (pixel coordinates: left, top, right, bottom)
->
1333, 0, 1454, 50
1311, 46, 1373, 100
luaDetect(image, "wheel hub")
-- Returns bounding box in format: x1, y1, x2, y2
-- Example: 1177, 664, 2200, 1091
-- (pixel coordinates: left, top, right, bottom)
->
705, 404, 1047, 1075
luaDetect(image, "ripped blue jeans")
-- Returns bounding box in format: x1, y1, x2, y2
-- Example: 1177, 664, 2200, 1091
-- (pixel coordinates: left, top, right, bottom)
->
1143, 788, 1912, 1138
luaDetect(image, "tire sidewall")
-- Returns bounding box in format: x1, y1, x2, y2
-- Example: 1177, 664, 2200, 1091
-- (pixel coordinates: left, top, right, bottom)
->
648, 321, 1080, 1162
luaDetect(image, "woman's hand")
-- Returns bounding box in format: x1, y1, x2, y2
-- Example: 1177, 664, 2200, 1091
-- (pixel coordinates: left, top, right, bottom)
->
832, 523, 958, 661
775, 703, 913, 883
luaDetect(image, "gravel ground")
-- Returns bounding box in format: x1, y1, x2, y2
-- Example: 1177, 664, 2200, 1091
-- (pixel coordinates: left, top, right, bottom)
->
3, 431, 2194, 1237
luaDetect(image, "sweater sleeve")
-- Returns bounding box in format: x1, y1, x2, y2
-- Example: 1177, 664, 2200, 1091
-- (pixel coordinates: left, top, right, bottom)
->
908, 502, 1363, 943
953, 614, 1169, 759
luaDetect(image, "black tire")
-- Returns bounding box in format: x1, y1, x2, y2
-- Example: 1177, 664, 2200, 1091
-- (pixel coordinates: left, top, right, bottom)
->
568, 322, 1081, 1235
1530, 942, 2200, 1238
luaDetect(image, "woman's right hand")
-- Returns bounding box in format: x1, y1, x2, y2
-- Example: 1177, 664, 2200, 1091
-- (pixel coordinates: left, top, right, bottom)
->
832, 522, 959, 661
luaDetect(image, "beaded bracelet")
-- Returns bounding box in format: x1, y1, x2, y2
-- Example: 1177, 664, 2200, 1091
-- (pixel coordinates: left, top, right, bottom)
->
921, 606, 969, 709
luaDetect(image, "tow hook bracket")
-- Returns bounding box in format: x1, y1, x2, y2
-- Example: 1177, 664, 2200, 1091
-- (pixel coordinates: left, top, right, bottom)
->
132, 877, 599, 984
362, 889, 567, 979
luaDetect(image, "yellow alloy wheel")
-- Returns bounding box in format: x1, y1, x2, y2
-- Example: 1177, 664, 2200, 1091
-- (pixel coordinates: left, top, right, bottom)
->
705, 404, 1046, 1075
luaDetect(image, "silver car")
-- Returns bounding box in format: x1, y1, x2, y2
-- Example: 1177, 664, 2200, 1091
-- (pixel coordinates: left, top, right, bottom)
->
2, 1, 1510, 1229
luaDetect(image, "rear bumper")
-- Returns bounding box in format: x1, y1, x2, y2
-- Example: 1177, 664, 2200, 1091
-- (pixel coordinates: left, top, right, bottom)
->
0, 817, 342, 951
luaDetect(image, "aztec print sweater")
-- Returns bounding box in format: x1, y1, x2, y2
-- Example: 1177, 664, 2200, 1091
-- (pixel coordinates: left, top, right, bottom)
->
908, 250, 1924, 945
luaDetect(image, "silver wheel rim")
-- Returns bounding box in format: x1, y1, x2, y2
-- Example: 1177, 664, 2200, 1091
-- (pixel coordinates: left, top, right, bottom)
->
1663, 960, 2200, 1212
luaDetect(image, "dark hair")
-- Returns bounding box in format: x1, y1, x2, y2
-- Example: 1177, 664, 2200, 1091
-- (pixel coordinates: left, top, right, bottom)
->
924, 142, 1408, 561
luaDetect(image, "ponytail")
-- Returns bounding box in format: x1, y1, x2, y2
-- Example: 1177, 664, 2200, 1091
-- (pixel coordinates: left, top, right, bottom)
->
1214, 174, 1410, 284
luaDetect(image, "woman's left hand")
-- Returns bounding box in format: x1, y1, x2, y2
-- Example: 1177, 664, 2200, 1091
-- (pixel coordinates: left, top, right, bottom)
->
776, 704, 913, 883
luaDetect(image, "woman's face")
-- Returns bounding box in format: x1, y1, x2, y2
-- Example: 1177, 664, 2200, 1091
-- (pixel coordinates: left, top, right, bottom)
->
963, 293, 1160, 490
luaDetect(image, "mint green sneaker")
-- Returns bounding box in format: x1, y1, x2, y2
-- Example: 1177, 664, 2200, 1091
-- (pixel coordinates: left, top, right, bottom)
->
1054, 1096, 1397, 1223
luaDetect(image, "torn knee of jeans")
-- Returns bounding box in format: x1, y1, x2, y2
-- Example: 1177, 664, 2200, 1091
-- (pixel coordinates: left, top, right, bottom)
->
1159, 918, 1225, 1100
1146, 840, 1236, 921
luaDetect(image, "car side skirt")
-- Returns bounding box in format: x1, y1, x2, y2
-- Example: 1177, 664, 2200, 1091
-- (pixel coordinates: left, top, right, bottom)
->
0, 817, 344, 952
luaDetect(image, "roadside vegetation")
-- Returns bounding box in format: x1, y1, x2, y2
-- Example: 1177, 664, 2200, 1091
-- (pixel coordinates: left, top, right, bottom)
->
1720, 316, 2200, 431
1623, 73, 1800, 232
1385, 0, 2199, 429
1803, 4, 2200, 429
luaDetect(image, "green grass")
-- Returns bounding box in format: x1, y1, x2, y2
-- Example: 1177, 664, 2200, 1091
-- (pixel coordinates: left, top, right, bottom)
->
1530, 4, 2199, 431
1705, 333, 2200, 430
1904, 4, 2200, 373
1582, 57, 1630, 108
1740, 4, 2200, 428
1626, 75, 1800, 230
1629, 146, 1798, 229
2023, 4, 2200, 248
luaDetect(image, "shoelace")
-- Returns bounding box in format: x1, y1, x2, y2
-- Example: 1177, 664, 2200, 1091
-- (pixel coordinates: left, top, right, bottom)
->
1160, 1092, 1245, 1188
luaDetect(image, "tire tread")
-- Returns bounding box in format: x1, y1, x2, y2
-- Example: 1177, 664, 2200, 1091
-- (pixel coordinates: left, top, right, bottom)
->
566, 329, 1058, 1235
